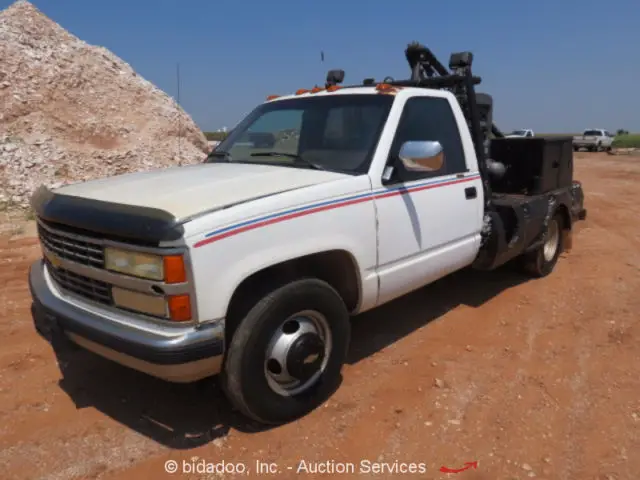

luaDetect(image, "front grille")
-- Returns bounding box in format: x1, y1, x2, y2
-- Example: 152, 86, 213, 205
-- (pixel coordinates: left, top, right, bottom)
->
46, 259, 113, 305
38, 223, 104, 268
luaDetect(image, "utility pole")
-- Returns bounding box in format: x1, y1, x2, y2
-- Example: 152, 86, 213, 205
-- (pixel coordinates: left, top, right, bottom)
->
176, 62, 181, 161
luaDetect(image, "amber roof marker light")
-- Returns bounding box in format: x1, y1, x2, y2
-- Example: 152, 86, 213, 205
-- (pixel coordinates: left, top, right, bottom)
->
375, 83, 401, 95
375, 83, 394, 91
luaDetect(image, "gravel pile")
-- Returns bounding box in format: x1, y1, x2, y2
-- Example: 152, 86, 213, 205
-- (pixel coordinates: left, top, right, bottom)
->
0, 0, 209, 212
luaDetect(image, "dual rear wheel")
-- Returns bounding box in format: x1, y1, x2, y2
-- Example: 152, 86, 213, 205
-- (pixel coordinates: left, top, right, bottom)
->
521, 212, 565, 277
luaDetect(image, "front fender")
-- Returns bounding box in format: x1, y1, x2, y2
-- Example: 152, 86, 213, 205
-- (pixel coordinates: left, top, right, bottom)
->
186, 199, 379, 322
194, 236, 374, 322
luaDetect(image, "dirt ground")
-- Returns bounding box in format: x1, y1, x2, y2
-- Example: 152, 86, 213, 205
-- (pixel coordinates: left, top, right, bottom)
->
1, 152, 639, 480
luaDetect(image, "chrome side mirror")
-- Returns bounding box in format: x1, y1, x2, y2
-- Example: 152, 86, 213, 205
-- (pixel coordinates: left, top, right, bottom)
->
398, 140, 444, 172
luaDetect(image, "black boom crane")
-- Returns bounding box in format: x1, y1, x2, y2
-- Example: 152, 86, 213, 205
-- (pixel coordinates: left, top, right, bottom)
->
387, 42, 505, 209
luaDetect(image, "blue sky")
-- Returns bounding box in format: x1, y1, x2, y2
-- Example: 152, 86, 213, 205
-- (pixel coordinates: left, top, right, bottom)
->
4, 0, 639, 133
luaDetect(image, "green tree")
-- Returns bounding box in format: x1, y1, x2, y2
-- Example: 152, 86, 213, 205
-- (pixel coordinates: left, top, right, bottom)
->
204, 131, 229, 141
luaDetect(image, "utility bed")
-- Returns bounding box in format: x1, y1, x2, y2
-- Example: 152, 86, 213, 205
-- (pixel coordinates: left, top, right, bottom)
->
473, 135, 586, 270
474, 184, 586, 270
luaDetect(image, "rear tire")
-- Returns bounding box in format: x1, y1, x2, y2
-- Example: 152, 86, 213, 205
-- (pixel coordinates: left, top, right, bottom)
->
220, 278, 350, 425
521, 212, 564, 278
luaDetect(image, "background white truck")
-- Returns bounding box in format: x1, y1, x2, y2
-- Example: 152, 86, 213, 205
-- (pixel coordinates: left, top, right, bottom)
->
572, 129, 614, 151
28, 43, 587, 425
506, 129, 534, 138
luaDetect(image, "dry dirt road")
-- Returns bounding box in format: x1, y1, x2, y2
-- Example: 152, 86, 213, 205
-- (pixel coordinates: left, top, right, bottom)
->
1, 152, 639, 480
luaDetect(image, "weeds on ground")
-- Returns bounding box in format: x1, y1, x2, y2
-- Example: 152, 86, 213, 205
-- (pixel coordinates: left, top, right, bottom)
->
612, 134, 640, 149
0, 198, 35, 237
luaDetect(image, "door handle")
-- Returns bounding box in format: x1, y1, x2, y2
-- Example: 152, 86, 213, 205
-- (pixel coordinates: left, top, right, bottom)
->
465, 186, 477, 199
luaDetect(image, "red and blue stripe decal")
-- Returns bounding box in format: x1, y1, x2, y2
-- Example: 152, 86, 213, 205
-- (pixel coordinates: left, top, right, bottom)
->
193, 173, 481, 248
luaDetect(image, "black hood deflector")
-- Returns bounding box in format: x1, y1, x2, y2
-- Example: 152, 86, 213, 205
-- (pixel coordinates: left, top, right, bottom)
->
30, 186, 185, 245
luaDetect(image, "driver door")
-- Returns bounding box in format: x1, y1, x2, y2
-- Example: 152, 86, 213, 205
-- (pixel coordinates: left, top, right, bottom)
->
374, 95, 483, 305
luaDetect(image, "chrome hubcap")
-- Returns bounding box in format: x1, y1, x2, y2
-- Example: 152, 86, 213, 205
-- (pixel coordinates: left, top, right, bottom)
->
264, 310, 332, 396
543, 219, 559, 262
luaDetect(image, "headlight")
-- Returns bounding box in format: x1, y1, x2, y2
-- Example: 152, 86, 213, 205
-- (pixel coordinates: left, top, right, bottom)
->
104, 247, 164, 280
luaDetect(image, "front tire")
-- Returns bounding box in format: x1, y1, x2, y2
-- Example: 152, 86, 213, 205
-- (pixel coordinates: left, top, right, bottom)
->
221, 279, 350, 425
521, 212, 564, 277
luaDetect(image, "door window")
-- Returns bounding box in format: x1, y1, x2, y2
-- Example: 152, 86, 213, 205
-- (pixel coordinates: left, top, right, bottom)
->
388, 97, 467, 182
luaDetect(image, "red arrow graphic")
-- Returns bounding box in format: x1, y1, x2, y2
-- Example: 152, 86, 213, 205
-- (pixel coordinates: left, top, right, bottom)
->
440, 461, 478, 474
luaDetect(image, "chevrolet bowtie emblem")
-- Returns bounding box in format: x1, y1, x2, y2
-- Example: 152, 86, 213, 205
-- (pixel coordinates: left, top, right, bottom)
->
47, 252, 62, 269
303, 353, 319, 365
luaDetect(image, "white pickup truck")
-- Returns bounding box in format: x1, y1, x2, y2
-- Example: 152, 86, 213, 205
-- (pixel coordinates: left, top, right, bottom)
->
572, 129, 614, 152
28, 43, 587, 425
506, 129, 534, 138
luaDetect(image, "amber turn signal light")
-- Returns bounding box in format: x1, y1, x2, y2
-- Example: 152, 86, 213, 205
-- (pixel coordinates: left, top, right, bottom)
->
168, 294, 191, 322
163, 255, 187, 284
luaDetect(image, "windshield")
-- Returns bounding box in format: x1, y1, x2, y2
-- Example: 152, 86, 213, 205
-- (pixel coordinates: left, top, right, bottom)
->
207, 94, 393, 174
583, 130, 602, 136
511, 130, 527, 136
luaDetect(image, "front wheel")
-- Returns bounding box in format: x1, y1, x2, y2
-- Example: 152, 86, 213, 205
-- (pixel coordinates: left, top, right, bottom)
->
521, 212, 564, 277
220, 279, 350, 424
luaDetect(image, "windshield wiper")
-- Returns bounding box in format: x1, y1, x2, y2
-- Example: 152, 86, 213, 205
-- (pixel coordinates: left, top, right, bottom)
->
205, 150, 232, 163
250, 152, 327, 171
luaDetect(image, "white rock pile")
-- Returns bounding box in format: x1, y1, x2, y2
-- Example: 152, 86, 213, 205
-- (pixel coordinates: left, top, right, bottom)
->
0, 0, 209, 212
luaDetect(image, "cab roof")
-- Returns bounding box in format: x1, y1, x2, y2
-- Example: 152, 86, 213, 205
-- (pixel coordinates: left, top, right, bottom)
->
266, 85, 431, 103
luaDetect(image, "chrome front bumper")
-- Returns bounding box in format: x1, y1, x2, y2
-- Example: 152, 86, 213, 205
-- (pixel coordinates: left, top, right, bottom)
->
28, 259, 225, 383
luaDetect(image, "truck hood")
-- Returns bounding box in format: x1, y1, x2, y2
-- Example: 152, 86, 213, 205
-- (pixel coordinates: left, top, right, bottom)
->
55, 163, 350, 221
